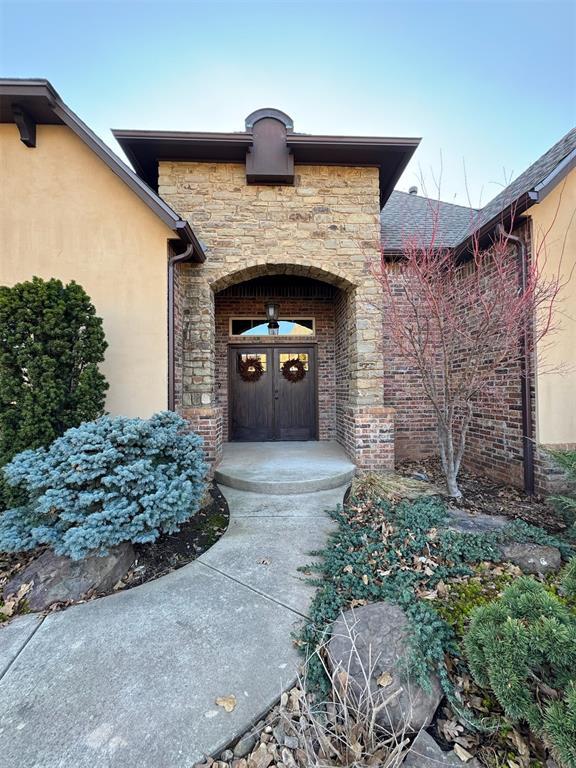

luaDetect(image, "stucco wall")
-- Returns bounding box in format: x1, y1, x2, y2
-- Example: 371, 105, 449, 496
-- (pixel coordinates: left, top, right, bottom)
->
0, 123, 173, 417
527, 170, 576, 447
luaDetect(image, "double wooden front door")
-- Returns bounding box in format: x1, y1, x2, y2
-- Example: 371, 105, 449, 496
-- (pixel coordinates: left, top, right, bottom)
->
229, 345, 317, 441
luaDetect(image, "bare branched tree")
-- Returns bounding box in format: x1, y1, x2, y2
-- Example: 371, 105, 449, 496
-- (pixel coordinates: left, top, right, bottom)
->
374, 187, 571, 498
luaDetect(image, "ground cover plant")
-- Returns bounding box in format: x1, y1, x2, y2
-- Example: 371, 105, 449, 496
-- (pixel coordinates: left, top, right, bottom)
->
0, 411, 207, 560
297, 473, 575, 767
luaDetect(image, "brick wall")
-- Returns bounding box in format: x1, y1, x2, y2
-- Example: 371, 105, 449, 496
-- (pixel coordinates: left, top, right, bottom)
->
380, 232, 542, 493
382, 263, 438, 460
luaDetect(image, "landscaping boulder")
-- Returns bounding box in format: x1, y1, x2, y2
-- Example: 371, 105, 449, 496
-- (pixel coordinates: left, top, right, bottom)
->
328, 602, 442, 733
3, 544, 135, 611
446, 508, 508, 534
499, 541, 561, 575
402, 731, 482, 767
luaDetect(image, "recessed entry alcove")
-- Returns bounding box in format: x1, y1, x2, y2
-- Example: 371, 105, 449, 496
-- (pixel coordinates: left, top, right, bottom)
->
214, 274, 348, 444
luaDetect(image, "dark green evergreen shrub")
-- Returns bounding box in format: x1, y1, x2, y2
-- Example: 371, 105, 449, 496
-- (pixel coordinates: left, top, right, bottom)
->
0, 277, 108, 467
549, 450, 576, 534
544, 682, 576, 768
561, 557, 576, 599
0, 412, 207, 560
464, 577, 576, 767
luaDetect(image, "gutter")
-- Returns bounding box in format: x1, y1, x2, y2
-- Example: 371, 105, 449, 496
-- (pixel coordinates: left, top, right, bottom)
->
168, 242, 196, 411
496, 224, 535, 495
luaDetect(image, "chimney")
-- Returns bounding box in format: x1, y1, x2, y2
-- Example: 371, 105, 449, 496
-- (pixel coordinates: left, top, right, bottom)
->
408, 185, 418, 195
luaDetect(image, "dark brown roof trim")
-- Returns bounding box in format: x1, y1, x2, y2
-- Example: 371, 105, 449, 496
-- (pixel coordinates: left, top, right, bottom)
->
530, 147, 576, 203
0, 79, 205, 260
113, 127, 420, 207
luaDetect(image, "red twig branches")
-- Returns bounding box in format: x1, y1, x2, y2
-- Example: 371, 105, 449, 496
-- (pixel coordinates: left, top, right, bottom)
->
374, 193, 568, 498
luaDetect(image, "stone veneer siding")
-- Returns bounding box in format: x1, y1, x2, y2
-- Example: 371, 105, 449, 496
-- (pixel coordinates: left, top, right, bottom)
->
160, 162, 393, 470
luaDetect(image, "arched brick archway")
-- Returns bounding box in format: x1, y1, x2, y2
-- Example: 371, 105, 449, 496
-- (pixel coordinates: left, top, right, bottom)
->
209, 261, 358, 294
163, 159, 394, 469
174, 259, 394, 470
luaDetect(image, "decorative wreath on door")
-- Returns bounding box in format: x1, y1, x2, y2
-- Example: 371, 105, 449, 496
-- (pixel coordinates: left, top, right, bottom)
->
238, 356, 264, 383
281, 357, 306, 383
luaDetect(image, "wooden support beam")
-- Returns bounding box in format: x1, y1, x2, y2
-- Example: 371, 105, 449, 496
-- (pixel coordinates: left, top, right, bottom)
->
12, 104, 36, 147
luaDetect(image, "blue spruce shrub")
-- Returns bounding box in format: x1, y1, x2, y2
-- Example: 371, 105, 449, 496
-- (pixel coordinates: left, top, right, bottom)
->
0, 412, 207, 560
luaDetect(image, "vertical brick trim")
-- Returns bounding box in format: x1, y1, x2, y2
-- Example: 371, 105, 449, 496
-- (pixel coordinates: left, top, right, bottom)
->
179, 406, 223, 472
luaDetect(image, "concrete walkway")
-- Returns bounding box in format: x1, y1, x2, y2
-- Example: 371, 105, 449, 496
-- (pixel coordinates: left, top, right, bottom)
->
215, 440, 355, 494
0, 443, 349, 768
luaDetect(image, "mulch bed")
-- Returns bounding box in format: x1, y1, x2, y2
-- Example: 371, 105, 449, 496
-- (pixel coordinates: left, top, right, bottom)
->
123, 482, 229, 589
398, 457, 566, 533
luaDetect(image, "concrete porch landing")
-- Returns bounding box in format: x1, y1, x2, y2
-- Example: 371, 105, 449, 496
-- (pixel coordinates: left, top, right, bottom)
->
214, 440, 356, 494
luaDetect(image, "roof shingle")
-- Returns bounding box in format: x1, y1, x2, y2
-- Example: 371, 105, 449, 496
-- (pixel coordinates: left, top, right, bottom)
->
380, 127, 576, 250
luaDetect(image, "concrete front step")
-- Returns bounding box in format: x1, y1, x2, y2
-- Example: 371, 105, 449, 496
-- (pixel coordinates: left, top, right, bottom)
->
215, 440, 355, 495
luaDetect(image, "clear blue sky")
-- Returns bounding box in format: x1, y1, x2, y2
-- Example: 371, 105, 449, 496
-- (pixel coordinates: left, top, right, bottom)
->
1, 0, 574, 206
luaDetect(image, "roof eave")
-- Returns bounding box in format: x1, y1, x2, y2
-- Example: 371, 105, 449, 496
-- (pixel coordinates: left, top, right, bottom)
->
530, 147, 576, 203
454, 192, 533, 257
1, 79, 204, 259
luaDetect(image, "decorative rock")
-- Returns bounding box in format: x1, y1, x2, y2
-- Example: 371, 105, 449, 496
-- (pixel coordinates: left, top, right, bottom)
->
282, 736, 299, 750
3, 544, 135, 611
247, 744, 273, 768
402, 731, 482, 767
328, 602, 442, 733
280, 749, 298, 768
219, 750, 234, 761
499, 542, 562, 575
233, 733, 257, 758
272, 724, 285, 745
446, 508, 508, 534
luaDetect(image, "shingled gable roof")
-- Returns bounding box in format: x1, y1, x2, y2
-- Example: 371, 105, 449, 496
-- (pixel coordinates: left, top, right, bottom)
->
380, 190, 477, 251
0, 78, 205, 260
381, 126, 576, 252
468, 126, 576, 239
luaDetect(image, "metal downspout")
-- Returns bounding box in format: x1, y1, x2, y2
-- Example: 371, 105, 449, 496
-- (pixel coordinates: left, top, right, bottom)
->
168, 244, 194, 411
496, 224, 535, 495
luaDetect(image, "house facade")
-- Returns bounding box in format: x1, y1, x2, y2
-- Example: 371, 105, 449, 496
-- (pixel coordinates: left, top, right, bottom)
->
1, 80, 574, 493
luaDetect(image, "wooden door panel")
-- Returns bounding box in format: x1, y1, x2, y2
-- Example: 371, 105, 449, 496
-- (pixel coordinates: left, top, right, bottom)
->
274, 348, 316, 441
229, 345, 317, 442
229, 348, 274, 441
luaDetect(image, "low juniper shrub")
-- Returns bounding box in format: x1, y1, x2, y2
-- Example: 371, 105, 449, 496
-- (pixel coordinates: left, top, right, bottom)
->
464, 577, 576, 767
297, 480, 573, 705
297, 492, 500, 698
0, 412, 207, 560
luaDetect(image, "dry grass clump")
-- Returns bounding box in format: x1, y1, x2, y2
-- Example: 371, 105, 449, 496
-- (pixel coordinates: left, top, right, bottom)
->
351, 472, 440, 505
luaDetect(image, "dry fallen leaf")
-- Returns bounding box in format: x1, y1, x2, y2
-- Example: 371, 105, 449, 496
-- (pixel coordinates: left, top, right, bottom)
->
453, 743, 474, 762
343, 564, 353, 574
0, 581, 32, 617
439, 717, 463, 742
215, 694, 236, 712
376, 671, 393, 688
362, 574, 369, 585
